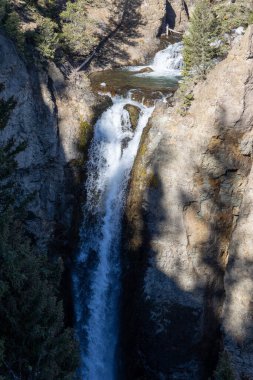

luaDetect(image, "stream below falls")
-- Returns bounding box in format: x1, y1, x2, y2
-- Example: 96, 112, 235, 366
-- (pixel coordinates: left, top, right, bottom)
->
73, 41, 183, 380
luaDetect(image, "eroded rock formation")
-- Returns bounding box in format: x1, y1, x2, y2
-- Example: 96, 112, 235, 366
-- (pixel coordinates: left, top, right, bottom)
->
0, 34, 95, 250
122, 26, 253, 379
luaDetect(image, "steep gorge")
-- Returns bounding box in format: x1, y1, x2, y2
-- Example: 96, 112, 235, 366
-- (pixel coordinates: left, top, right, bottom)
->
122, 26, 253, 379
0, 0, 192, 248
1, 0, 253, 379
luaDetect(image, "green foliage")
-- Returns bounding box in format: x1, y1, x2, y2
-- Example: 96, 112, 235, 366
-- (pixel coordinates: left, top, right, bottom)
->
214, 2, 253, 34
215, 352, 235, 380
177, 75, 195, 115
2, 11, 25, 52
0, 137, 28, 212
0, 210, 79, 380
0, 0, 102, 62
248, 11, 253, 25
0, 96, 16, 130
60, 0, 97, 56
33, 17, 60, 59
0, 0, 7, 22
209, 2, 253, 56
179, 0, 253, 114
182, 0, 217, 79
77, 119, 92, 154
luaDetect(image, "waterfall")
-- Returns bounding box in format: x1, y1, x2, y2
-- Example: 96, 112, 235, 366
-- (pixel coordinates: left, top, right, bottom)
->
151, 42, 183, 75
74, 95, 154, 380
126, 41, 183, 77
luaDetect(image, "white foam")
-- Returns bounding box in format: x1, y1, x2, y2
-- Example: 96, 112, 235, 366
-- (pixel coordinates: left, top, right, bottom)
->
74, 95, 154, 380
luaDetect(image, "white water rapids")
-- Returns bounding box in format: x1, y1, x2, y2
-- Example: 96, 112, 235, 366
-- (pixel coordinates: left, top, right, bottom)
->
127, 41, 183, 77
74, 96, 154, 379
73, 41, 183, 380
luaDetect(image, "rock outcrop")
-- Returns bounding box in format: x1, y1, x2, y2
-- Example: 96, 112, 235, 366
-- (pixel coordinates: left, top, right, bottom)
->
89, 0, 166, 68
0, 33, 95, 250
78, 0, 195, 69
124, 104, 141, 131
122, 26, 253, 379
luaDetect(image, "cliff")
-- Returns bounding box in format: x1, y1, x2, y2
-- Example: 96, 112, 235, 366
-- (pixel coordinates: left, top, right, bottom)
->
0, 0, 185, 248
87, 0, 193, 69
88, 0, 165, 68
0, 33, 96, 250
122, 26, 253, 379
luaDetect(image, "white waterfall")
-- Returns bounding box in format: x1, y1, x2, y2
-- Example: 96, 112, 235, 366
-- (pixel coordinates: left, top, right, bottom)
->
74, 41, 183, 380
126, 41, 183, 77
151, 42, 183, 75
74, 95, 154, 380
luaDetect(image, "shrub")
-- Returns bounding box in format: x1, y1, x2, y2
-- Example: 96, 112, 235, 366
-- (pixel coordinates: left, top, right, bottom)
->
0, 210, 79, 380
3, 11, 25, 52
0, 96, 16, 130
214, 2, 253, 34
60, 0, 97, 57
0, 0, 7, 22
0, 85, 79, 380
33, 17, 60, 59
77, 119, 93, 156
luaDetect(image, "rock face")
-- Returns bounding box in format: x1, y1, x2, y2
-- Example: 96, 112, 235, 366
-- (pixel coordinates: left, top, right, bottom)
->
90, 0, 199, 68
81, 0, 196, 69
0, 33, 95, 250
124, 104, 141, 131
89, 0, 166, 68
122, 27, 253, 379
163, 0, 190, 32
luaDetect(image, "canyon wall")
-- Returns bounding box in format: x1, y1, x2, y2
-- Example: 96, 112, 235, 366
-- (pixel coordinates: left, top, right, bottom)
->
89, 0, 193, 68
0, 0, 191, 250
90, 0, 166, 68
0, 33, 96, 250
122, 26, 253, 379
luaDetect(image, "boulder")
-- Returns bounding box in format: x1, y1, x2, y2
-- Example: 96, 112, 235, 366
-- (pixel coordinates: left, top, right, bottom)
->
137, 67, 154, 74
123, 104, 141, 131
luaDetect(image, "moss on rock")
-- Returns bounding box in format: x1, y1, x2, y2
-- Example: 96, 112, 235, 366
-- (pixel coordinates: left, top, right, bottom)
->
77, 119, 93, 160
124, 104, 141, 131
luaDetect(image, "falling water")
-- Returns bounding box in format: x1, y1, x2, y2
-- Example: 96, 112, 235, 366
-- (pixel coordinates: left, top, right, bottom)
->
74, 41, 183, 380
151, 41, 183, 75
126, 41, 183, 77
74, 95, 154, 380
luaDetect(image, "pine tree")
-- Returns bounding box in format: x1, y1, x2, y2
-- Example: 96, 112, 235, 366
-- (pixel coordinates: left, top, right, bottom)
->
60, 0, 97, 57
182, 0, 217, 79
0, 210, 79, 380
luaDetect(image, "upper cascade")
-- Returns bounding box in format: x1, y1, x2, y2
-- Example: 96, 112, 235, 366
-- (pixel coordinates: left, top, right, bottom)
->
126, 42, 183, 77
151, 42, 183, 76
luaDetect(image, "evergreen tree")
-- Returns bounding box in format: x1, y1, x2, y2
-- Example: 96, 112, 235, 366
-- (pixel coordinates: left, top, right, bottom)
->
0, 210, 79, 380
182, 0, 217, 79
60, 0, 97, 57
33, 16, 59, 60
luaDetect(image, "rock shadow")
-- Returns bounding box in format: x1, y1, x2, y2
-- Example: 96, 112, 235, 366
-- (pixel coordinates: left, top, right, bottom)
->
81, 0, 145, 69
0, 33, 100, 328
120, 103, 252, 379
